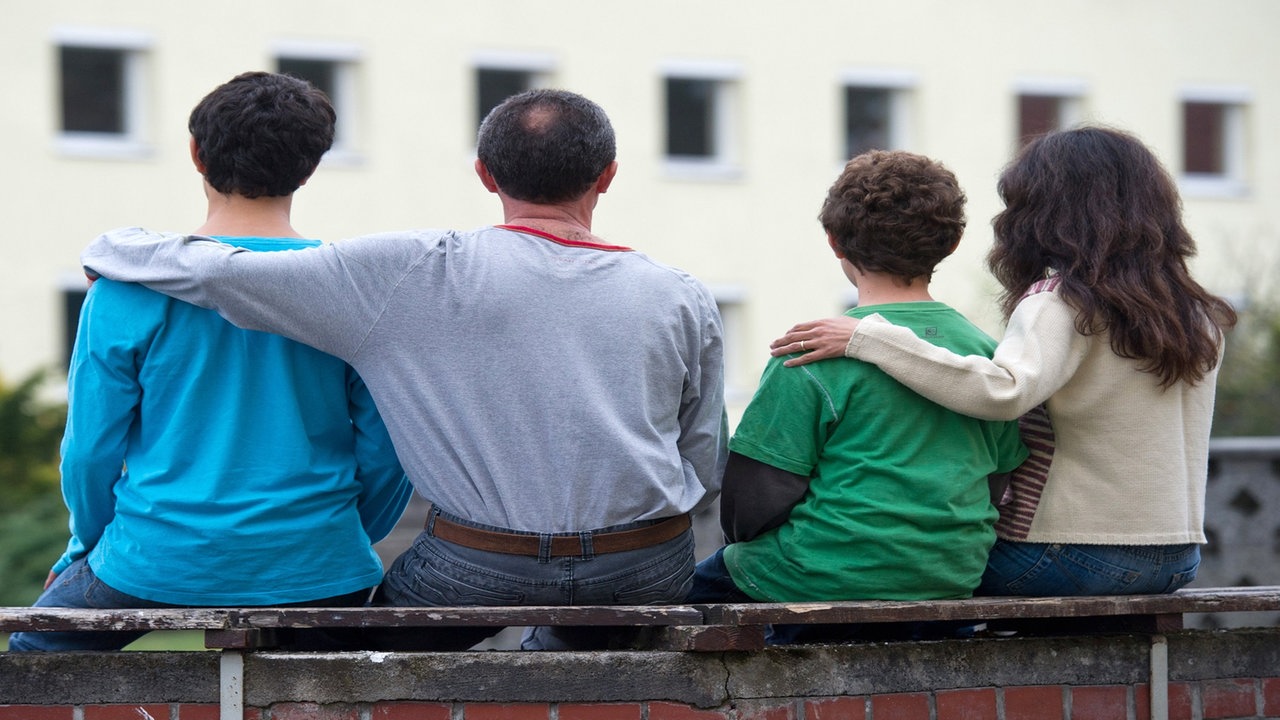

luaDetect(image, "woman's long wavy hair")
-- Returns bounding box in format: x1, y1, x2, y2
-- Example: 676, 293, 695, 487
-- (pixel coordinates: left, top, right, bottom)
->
989, 126, 1237, 388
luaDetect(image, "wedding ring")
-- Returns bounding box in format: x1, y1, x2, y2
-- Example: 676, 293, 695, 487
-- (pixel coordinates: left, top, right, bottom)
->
800, 340, 807, 351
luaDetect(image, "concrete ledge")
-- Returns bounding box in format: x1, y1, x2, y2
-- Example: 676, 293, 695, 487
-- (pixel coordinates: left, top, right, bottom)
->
0, 651, 219, 704
244, 650, 729, 707
3, 628, 1278, 709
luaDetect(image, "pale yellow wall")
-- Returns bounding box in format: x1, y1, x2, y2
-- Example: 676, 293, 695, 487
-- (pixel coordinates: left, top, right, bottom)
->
3, 1, 1277, 423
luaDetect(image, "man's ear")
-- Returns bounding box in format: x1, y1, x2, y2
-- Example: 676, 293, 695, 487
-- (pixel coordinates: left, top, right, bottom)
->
475, 159, 500, 193
595, 161, 619, 194
189, 137, 207, 174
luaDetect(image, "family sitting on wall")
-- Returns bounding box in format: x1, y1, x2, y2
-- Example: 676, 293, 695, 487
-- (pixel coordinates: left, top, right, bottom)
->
7, 71, 1236, 652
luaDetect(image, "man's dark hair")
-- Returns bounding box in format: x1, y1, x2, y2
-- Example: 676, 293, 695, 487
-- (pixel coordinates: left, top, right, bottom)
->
476, 89, 616, 204
818, 150, 966, 283
188, 71, 336, 199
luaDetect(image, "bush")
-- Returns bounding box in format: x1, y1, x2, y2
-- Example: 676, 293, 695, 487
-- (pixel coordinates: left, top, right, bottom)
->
0, 369, 69, 604
1213, 297, 1280, 437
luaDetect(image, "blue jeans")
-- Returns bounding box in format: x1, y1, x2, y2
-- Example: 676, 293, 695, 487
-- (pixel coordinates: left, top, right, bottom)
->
370, 508, 696, 651
978, 540, 1201, 596
7, 558, 371, 652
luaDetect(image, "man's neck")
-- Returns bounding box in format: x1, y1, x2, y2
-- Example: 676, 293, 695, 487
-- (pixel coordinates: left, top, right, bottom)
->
193, 191, 301, 239
500, 195, 601, 244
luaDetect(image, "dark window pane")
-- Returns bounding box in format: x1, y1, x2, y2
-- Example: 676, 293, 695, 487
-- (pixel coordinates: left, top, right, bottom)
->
63, 288, 87, 370
844, 87, 891, 159
60, 46, 125, 134
666, 77, 716, 157
1018, 95, 1061, 147
1183, 102, 1225, 175
477, 69, 532, 127
277, 58, 337, 101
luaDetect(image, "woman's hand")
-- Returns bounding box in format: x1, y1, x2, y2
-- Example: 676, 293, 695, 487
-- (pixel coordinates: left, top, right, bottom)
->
770, 316, 859, 367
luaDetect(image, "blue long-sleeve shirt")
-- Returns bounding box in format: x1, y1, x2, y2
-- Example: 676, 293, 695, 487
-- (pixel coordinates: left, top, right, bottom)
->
57, 236, 411, 605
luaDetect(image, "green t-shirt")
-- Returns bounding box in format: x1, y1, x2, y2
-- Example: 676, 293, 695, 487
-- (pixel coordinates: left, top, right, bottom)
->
724, 302, 1028, 601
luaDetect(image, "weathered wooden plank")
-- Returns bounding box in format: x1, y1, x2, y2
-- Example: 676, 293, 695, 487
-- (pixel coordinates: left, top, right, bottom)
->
226, 605, 706, 629
1, 587, 1276, 637
645, 625, 767, 652
0, 607, 231, 632
205, 628, 278, 650
697, 587, 1280, 626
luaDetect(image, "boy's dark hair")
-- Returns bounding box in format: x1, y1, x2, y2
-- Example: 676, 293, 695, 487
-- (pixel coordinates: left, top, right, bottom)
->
476, 89, 616, 204
819, 150, 967, 283
188, 71, 335, 199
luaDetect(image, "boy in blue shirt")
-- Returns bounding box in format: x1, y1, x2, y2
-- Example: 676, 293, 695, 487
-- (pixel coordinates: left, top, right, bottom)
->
9, 72, 410, 652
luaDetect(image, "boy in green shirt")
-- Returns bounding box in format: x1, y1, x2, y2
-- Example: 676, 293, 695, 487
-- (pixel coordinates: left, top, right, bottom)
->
688, 151, 1027, 636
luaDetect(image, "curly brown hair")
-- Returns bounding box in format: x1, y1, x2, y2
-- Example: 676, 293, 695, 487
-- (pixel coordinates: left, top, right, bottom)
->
819, 150, 966, 283
989, 126, 1237, 387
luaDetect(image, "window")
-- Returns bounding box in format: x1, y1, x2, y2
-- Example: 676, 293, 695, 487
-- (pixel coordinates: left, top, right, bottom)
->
1013, 79, 1085, 150
1180, 87, 1249, 197
662, 60, 741, 177
60, 281, 88, 371
477, 69, 533, 125
1017, 95, 1063, 145
472, 51, 554, 130
274, 41, 362, 163
709, 285, 748, 402
839, 69, 917, 161
54, 27, 151, 157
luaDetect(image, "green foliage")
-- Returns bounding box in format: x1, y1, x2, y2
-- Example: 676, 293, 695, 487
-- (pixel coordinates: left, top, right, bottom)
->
0, 369, 67, 505
0, 491, 69, 605
1213, 298, 1280, 437
0, 369, 70, 605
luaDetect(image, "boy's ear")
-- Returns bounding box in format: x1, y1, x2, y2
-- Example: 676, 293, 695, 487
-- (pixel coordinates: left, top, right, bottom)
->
189, 137, 206, 174
827, 233, 846, 259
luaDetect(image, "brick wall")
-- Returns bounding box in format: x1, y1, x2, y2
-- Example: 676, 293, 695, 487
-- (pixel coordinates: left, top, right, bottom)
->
4, 679, 1280, 720
2, 628, 1278, 720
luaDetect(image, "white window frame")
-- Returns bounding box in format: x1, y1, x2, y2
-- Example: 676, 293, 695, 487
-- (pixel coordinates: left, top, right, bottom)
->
272, 40, 364, 165
471, 50, 555, 135
1012, 77, 1087, 147
52, 26, 152, 159
661, 59, 743, 180
708, 284, 749, 402
1179, 85, 1250, 198
838, 68, 918, 163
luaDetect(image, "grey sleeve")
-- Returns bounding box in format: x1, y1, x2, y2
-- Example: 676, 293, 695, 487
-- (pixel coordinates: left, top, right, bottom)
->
82, 227, 424, 361
679, 282, 729, 514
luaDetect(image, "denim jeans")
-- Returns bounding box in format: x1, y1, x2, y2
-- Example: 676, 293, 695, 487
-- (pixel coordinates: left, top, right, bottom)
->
370, 508, 696, 651
7, 557, 371, 652
978, 540, 1201, 596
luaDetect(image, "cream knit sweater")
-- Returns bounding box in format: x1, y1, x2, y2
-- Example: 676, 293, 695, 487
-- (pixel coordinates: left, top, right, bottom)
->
846, 286, 1216, 545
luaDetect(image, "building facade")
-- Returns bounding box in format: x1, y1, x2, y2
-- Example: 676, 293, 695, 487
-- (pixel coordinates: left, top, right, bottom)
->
3, 0, 1277, 419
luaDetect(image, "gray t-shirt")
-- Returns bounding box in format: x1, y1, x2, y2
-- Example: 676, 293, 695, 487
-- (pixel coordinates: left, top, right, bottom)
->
83, 225, 727, 533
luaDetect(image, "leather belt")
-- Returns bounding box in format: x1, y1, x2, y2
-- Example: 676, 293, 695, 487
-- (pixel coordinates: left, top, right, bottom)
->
427, 509, 692, 557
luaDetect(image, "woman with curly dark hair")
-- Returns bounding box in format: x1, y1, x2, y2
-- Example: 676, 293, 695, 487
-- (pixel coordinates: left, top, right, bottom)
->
771, 127, 1237, 596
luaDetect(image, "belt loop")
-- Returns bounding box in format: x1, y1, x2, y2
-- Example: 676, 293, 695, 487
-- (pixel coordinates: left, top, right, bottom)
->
425, 505, 440, 535
537, 534, 553, 563
579, 531, 595, 560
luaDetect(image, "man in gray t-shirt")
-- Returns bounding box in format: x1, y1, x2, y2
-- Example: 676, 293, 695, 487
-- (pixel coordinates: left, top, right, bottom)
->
83, 89, 728, 651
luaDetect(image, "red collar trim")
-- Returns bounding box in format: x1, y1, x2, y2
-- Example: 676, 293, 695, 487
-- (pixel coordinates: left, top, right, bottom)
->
496, 224, 633, 252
